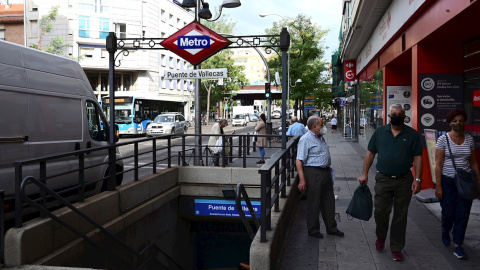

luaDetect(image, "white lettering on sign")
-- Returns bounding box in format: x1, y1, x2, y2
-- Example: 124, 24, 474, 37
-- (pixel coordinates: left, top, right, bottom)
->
179, 37, 209, 47
165, 68, 228, 80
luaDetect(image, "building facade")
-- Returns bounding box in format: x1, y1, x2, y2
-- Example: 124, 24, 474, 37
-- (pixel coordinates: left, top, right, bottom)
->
0, 2, 24, 44
336, 0, 480, 186
24, 0, 195, 119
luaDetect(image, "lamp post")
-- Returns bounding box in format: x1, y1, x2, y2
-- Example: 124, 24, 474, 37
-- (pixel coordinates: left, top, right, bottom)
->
181, 0, 241, 165
259, 13, 296, 114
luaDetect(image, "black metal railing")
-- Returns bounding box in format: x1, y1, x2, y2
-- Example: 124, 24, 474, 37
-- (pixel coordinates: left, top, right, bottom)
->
3, 132, 297, 264
19, 175, 182, 270
235, 183, 260, 239
258, 136, 299, 242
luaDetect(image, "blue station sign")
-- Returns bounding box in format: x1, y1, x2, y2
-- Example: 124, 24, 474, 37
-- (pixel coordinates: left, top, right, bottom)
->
194, 199, 261, 218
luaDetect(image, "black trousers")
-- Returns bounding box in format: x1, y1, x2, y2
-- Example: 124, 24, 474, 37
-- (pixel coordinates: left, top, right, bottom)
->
304, 166, 338, 234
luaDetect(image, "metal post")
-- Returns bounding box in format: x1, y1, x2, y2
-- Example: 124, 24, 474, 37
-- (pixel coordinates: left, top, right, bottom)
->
280, 28, 290, 149
193, 0, 202, 166
106, 32, 117, 191
354, 82, 361, 142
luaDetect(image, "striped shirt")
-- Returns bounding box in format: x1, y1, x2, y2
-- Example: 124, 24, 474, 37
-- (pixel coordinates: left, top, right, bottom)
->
436, 133, 474, 178
296, 130, 331, 168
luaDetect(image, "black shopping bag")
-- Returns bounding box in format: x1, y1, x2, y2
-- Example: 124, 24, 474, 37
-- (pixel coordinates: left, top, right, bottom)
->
346, 184, 373, 221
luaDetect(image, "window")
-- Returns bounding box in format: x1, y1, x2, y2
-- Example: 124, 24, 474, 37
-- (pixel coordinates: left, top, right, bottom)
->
29, 20, 38, 38
101, 49, 107, 58
79, 16, 91, 38
161, 32, 166, 38
86, 101, 107, 141
80, 47, 94, 58
169, 57, 173, 68
161, 54, 166, 66
99, 18, 109, 39
115, 23, 126, 39
177, 18, 181, 29
161, 9, 166, 22
78, 0, 94, 11
0, 29, 4, 40
169, 14, 173, 26
98, 0, 110, 13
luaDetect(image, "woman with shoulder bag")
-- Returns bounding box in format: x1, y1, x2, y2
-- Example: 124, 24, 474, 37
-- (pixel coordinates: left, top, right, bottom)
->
434, 109, 480, 259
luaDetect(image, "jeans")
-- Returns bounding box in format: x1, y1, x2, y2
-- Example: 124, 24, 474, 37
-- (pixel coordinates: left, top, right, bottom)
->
259, 147, 265, 159
440, 175, 473, 246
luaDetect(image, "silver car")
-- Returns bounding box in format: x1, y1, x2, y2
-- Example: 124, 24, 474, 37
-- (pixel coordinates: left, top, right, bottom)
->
146, 113, 187, 136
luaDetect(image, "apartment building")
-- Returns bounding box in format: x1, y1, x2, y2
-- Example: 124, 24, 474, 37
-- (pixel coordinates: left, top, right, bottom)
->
24, 0, 195, 118
0, 2, 24, 44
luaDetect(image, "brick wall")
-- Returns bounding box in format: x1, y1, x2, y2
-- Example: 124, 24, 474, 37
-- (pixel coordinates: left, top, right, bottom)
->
5, 23, 24, 45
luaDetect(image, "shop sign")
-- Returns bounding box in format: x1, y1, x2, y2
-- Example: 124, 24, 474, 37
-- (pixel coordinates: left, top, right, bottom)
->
344, 60, 356, 81
161, 21, 231, 65
473, 89, 480, 107
418, 74, 463, 147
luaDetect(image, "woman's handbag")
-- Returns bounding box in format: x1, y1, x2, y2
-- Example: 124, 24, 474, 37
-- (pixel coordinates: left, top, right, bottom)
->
446, 136, 479, 200
252, 131, 258, 143
346, 184, 373, 221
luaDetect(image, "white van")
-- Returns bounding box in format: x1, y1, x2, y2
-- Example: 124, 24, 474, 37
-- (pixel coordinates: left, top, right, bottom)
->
0, 40, 123, 213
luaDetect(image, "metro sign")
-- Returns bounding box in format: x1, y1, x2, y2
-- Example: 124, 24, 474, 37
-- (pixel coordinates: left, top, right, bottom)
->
344, 60, 356, 82
161, 21, 231, 66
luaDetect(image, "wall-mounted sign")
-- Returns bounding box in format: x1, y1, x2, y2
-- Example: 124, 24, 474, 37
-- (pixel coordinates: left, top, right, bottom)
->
418, 74, 463, 147
165, 68, 227, 80
473, 89, 480, 107
339, 97, 346, 107
386, 86, 412, 127
161, 21, 231, 65
194, 199, 260, 218
344, 60, 356, 81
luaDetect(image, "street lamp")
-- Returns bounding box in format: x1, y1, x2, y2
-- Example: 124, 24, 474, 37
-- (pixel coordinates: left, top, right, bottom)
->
259, 13, 297, 115
183, 0, 241, 21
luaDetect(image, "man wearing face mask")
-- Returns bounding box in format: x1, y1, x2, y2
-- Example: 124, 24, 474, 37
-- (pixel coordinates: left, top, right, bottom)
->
297, 116, 344, 238
358, 104, 423, 262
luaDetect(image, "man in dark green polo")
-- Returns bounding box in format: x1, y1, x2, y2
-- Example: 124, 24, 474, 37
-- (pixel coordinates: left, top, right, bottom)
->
359, 104, 423, 262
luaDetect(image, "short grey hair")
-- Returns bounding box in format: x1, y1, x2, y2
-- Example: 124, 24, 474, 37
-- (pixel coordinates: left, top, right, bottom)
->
389, 104, 405, 114
307, 116, 320, 130
218, 119, 228, 126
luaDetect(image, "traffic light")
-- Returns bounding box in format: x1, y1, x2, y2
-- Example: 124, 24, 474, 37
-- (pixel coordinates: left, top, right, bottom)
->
265, 82, 271, 99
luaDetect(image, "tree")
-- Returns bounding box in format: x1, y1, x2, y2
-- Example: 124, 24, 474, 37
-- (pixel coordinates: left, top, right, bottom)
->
199, 14, 248, 122
30, 5, 69, 56
265, 14, 330, 120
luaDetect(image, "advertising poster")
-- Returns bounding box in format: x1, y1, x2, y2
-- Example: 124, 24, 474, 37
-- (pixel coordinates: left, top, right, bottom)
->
424, 129, 437, 182
418, 74, 463, 147
386, 86, 412, 127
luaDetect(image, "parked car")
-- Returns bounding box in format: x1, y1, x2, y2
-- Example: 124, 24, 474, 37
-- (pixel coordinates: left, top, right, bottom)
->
249, 114, 259, 122
146, 113, 187, 136
232, 114, 248, 126
272, 111, 281, 119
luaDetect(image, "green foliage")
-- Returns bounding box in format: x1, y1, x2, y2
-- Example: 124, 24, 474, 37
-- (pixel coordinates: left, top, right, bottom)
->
37, 5, 60, 48
199, 14, 248, 114
46, 36, 69, 55
265, 14, 331, 113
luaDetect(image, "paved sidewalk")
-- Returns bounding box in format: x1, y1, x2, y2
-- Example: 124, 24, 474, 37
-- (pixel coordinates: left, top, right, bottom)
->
279, 128, 480, 270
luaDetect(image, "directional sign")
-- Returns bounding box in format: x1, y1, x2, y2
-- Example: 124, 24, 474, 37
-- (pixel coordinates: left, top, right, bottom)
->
161, 21, 231, 66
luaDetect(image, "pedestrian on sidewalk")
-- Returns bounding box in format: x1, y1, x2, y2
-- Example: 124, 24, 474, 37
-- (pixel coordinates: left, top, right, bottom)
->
434, 109, 480, 260
296, 116, 344, 239
286, 116, 306, 137
255, 113, 267, 164
330, 115, 338, 133
358, 104, 423, 262
208, 119, 229, 166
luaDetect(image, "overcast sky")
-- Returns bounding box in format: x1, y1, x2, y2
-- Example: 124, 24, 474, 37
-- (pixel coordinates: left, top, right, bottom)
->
221, 0, 343, 60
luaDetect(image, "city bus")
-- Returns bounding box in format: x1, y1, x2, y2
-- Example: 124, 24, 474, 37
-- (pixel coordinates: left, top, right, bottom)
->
102, 94, 187, 137
102, 95, 157, 136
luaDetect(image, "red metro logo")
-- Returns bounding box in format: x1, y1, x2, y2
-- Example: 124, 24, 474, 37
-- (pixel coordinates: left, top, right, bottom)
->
161, 21, 231, 66
344, 60, 356, 81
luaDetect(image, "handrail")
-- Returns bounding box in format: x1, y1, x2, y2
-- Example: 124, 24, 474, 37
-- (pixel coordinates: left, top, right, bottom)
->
235, 183, 260, 239
19, 176, 182, 269
0, 190, 4, 265
258, 136, 299, 242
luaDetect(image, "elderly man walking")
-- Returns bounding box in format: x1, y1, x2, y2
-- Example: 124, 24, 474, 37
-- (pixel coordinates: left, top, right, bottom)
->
286, 116, 306, 137
359, 104, 423, 261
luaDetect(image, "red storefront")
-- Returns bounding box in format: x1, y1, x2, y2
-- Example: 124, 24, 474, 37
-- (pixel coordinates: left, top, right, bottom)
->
349, 0, 480, 187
